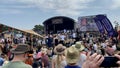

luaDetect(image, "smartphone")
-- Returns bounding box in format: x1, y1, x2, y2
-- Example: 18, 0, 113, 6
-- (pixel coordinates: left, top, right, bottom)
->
100, 56, 119, 67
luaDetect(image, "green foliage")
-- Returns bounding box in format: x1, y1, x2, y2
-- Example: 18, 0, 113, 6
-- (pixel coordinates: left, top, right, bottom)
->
33, 24, 44, 31
2, 26, 8, 31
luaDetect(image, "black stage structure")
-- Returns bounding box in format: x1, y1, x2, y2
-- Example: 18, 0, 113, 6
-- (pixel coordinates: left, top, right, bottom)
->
43, 16, 75, 34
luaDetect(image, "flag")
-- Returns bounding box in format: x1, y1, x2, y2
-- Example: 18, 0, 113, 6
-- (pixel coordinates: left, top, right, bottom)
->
94, 17, 105, 34
96, 15, 115, 37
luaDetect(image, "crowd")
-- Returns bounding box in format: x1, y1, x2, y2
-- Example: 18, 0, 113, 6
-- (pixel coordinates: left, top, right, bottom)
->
0, 30, 120, 68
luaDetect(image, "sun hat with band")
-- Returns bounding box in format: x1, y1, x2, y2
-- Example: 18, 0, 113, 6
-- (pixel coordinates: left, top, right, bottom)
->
54, 44, 66, 55
11, 44, 30, 54
75, 41, 85, 52
65, 46, 79, 64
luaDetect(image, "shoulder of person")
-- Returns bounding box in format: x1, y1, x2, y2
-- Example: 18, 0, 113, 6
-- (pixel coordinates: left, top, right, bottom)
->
23, 63, 32, 68
80, 53, 87, 59
27, 65, 32, 68
52, 55, 57, 60
1, 64, 8, 68
2, 61, 11, 68
3, 60, 9, 65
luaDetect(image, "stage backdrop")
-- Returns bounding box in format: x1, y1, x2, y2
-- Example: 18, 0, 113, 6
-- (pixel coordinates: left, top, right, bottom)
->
77, 16, 99, 32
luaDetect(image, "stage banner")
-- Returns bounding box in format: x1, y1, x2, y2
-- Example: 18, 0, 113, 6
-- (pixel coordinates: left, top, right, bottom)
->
95, 15, 115, 36
78, 16, 99, 32
79, 17, 87, 31
94, 16, 105, 34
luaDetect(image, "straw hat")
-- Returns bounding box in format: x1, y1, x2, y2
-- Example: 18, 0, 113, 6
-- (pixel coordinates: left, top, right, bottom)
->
65, 46, 79, 64
54, 44, 66, 54
75, 41, 85, 51
11, 44, 30, 54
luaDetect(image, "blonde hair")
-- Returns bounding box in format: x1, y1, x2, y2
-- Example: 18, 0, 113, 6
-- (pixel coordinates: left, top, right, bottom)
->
56, 54, 64, 68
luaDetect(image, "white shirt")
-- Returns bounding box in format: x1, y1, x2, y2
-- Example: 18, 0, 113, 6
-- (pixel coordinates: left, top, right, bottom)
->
1, 38, 4, 42
72, 33, 76, 38
38, 39, 42, 45
101, 43, 106, 48
21, 37, 26, 44
60, 35, 65, 41
112, 45, 117, 51
93, 44, 98, 51
42, 39, 46, 44
77, 54, 87, 67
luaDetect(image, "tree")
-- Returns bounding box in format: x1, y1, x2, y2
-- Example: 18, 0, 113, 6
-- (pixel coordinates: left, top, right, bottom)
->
33, 24, 44, 32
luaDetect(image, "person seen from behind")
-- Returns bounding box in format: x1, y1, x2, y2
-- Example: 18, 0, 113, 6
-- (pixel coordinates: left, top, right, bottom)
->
65, 46, 80, 68
74, 41, 86, 67
41, 47, 49, 68
52, 44, 66, 68
2, 44, 32, 68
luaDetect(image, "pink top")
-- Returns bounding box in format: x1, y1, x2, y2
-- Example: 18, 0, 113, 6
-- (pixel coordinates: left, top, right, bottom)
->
36, 52, 42, 59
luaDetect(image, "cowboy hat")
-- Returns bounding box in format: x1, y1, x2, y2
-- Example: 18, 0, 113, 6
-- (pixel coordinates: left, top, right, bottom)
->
75, 41, 85, 51
65, 46, 79, 64
11, 44, 30, 54
54, 44, 66, 55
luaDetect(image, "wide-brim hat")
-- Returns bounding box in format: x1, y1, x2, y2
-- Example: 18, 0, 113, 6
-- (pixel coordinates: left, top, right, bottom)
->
54, 44, 66, 55
65, 46, 79, 64
75, 41, 85, 51
11, 44, 30, 54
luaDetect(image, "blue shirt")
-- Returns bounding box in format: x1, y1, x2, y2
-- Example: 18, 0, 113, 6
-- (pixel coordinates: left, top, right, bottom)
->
65, 65, 81, 68
0, 58, 4, 66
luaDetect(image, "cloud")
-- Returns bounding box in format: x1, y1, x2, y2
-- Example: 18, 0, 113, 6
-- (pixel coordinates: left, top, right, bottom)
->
0, 0, 35, 14
0, 0, 35, 9
0, 8, 23, 14
0, 0, 35, 4
111, 0, 120, 9
0, 0, 95, 16
0, 0, 96, 16
33, 0, 95, 16
0, 5, 35, 9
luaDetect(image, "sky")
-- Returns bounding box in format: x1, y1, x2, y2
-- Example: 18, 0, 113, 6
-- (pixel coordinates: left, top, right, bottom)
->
0, 0, 120, 30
